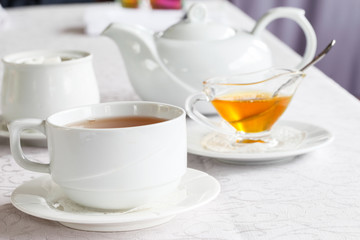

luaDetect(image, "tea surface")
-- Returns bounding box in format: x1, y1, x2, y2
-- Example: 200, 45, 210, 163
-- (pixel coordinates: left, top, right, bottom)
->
67, 116, 167, 129
211, 92, 292, 133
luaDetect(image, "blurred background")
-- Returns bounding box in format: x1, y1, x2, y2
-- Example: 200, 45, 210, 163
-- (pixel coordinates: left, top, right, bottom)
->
2, 0, 359, 99
230, 0, 360, 100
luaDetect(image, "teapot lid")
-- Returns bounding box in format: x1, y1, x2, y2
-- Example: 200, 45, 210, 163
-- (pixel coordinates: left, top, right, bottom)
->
160, 3, 236, 41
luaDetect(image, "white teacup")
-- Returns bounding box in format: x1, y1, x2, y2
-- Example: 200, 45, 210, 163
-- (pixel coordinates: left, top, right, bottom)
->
8, 101, 187, 210
1, 50, 100, 124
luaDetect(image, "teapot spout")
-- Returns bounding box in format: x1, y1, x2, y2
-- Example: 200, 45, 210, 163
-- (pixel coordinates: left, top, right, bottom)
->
102, 22, 159, 65
102, 23, 197, 104
102, 23, 166, 97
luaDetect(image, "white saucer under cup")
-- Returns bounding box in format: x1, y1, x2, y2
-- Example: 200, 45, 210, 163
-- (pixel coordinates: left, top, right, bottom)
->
8, 102, 188, 210
11, 168, 220, 232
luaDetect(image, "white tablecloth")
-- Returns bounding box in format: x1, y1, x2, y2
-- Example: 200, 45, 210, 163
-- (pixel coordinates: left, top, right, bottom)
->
1, 1, 360, 239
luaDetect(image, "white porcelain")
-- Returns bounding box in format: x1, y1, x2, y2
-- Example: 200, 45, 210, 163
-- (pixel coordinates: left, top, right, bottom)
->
11, 168, 220, 232
8, 101, 187, 210
187, 117, 334, 164
0, 114, 47, 148
0, 120, 46, 148
1, 50, 100, 123
102, 4, 317, 113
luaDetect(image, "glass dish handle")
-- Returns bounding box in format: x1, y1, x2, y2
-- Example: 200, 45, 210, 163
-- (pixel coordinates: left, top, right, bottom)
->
185, 92, 234, 135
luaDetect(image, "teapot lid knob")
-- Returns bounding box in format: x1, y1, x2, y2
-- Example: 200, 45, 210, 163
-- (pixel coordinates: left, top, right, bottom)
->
160, 3, 236, 41
187, 3, 207, 23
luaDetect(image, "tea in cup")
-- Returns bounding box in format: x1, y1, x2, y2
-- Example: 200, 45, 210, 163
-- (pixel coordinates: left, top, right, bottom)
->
1, 50, 100, 124
186, 69, 305, 147
8, 101, 187, 210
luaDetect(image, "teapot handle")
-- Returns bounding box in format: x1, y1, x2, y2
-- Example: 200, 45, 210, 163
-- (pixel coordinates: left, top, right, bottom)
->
251, 7, 317, 70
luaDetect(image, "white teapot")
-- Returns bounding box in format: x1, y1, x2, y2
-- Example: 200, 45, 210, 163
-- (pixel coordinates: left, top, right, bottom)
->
103, 3, 316, 113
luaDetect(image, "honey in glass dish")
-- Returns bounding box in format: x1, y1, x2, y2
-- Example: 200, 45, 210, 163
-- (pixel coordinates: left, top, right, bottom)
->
211, 92, 292, 133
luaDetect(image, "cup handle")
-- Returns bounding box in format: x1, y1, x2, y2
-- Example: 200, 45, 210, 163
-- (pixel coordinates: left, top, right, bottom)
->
251, 7, 317, 70
8, 119, 50, 174
185, 92, 234, 135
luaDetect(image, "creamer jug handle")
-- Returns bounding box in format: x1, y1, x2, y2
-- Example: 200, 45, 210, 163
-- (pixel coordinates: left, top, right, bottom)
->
251, 7, 317, 70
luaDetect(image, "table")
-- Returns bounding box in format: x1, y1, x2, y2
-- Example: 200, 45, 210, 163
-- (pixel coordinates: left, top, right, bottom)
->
1, 1, 360, 239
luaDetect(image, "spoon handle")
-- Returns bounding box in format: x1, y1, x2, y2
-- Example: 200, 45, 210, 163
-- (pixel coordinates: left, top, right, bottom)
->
272, 39, 336, 98
300, 40, 336, 71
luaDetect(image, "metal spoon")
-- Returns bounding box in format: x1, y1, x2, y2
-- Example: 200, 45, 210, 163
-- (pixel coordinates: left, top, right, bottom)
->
272, 39, 336, 97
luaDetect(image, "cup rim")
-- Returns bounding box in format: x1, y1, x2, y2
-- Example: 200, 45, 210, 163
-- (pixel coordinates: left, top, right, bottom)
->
46, 101, 186, 131
2, 49, 92, 67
